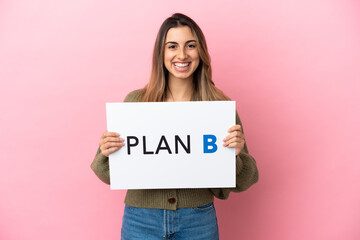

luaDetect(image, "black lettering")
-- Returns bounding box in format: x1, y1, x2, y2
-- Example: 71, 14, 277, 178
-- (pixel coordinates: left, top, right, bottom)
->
175, 135, 191, 154
142, 136, 154, 154
155, 135, 172, 154
127, 136, 139, 155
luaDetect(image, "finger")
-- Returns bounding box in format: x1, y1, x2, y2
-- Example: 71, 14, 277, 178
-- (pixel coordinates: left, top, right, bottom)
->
226, 141, 245, 150
100, 132, 122, 145
104, 142, 124, 149
103, 137, 124, 144
103, 146, 123, 157
102, 131, 120, 139
227, 142, 245, 155
223, 136, 244, 147
228, 125, 241, 133
100, 137, 122, 146
100, 141, 123, 151
100, 141, 125, 155
223, 131, 243, 142
223, 136, 243, 146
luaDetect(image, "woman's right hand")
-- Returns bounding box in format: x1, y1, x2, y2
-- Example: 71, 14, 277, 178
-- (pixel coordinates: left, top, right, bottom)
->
99, 131, 125, 157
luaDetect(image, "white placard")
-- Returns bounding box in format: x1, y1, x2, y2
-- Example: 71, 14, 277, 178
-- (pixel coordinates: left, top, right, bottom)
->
106, 101, 236, 190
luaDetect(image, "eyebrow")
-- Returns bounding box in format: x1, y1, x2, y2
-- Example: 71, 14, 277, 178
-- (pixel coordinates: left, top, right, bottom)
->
165, 40, 197, 45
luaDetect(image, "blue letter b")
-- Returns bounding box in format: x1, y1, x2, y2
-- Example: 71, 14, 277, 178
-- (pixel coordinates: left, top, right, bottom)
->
203, 135, 218, 153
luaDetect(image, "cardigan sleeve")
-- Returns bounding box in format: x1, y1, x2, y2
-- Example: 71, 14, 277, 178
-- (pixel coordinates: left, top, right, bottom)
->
90, 90, 143, 185
209, 112, 259, 199
90, 147, 110, 184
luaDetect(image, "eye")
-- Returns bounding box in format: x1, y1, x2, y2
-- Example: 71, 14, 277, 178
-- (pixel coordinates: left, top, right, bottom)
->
168, 44, 177, 49
187, 44, 196, 49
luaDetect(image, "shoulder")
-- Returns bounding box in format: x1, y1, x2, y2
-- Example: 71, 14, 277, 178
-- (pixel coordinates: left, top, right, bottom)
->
123, 89, 144, 102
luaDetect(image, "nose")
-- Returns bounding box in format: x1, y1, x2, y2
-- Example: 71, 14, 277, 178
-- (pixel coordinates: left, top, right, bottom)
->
178, 47, 187, 60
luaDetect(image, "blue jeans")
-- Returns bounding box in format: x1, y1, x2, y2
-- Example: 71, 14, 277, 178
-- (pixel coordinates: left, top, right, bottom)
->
121, 202, 219, 240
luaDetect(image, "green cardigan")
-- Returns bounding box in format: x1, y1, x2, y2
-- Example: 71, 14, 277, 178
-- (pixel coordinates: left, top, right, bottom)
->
90, 89, 259, 210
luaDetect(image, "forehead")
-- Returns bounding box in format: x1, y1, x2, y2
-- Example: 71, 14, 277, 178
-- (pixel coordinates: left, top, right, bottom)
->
165, 26, 195, 42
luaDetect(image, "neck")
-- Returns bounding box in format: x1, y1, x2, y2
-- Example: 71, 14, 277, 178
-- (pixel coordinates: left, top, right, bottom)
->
166, 76, 193, 102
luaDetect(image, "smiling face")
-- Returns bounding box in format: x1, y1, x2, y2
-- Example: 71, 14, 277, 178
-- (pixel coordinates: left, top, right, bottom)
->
164, 26, 200, 83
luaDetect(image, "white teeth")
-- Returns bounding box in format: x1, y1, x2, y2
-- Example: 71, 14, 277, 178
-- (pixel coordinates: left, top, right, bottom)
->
174, 63, 190, 67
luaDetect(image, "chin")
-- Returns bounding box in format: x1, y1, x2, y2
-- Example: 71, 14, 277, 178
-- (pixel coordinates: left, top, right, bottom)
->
174, 74, 193, 80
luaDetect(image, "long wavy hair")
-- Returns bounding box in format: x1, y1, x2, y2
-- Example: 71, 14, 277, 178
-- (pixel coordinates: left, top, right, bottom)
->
141, 13, 230, 102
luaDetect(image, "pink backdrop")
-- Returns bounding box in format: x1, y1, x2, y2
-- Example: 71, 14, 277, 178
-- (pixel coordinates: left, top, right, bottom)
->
1, 0, 359, 239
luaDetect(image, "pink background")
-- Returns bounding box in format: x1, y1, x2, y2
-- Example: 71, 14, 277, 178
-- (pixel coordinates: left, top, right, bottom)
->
1, 0, 359, 239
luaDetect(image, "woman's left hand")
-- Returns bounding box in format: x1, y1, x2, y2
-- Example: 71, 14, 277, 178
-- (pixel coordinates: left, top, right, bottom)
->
223, 125, 245, 156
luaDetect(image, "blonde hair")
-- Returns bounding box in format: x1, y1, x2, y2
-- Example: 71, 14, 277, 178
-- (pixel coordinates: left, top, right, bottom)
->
141, 13, 230, 102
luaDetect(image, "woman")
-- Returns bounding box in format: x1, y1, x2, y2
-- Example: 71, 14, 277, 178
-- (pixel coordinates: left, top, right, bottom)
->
91, 13, 258, 240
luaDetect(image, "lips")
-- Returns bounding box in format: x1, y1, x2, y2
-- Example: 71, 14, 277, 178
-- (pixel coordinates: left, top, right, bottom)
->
173, 62, 191, 72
